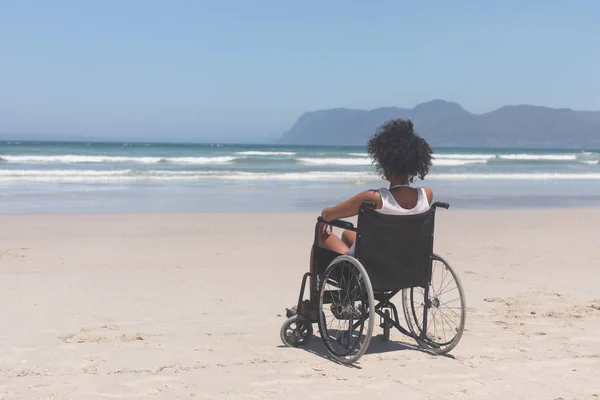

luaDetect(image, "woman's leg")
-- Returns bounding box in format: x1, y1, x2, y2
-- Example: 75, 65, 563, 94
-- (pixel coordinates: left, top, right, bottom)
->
319, 231, 350, 254
289, 226, 350, 314
309, 227, 349, 290
341, 230, 356, 248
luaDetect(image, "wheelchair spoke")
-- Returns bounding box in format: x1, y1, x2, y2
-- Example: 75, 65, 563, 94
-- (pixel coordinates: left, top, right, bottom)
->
437, 306, 459, 330
413, 302, 424, 313
438, 286, 459, 297
439, 313, 449, 345
437, 276, 456, 299
436, 308, 454, 341
440, 303, 462, 320
437, 264, 450, 296
441, 296, 460, 304
438, 310, 460, 345
428, 301, 453, 345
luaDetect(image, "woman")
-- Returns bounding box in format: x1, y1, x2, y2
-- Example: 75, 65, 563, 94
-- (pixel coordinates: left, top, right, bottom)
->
287, 118, 434, 316
318, 118, 433, 255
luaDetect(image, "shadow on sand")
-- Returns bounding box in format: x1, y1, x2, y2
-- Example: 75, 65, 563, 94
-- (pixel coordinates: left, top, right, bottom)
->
278, 332, 456, 368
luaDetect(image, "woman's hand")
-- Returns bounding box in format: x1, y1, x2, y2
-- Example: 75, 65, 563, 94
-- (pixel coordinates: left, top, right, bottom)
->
319, 222, 332, 237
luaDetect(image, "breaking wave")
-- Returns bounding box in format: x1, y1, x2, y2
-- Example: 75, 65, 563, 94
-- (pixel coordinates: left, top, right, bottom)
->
0, 155, 238, 164
2, 170, 600, 183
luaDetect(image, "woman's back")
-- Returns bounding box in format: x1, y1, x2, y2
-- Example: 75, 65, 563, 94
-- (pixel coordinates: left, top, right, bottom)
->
346, 185, 431, 257
378, 185, 431, 215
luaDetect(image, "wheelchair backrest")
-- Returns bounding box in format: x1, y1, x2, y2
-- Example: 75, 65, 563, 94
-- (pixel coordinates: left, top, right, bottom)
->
354, 206, 435, 291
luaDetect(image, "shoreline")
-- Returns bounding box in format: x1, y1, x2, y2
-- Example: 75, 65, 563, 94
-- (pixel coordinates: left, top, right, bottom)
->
2, 203, 600, 216
4, 178, 600, 215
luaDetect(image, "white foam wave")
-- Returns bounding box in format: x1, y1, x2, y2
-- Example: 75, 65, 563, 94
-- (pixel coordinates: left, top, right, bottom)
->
434, 153, 585, 162
433, 159, 488, 166
0, 155, 159, 163
0, 170, 378, 183
434, 154, 496, 160
235, 151, 296, 156
3, 169, 600, 183
298, 157, 372, 166
347, 153, 368, 157
428, 173, 600, 180
343, 152, 583, 165
169, 156, 237, 164
0, 170, 133, 176
497, 154, 577, 161
0, 155, 237, 164
583, 160, 599, 165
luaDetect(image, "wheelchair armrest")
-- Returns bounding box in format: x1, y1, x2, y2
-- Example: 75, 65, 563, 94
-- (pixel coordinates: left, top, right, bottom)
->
431, 201, 450, 210
317, 217, 356, 231
360, 201, 377, 211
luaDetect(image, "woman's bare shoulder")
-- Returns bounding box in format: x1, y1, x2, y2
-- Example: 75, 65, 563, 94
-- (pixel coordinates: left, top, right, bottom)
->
362, 189, 383, 208
422, 186, 433, 204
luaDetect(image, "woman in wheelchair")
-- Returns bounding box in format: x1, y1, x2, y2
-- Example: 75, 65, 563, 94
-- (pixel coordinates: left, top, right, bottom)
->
287, 118, 434, 316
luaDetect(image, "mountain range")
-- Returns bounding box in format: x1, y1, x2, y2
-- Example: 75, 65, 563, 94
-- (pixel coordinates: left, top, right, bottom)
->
278, 100, 600, 148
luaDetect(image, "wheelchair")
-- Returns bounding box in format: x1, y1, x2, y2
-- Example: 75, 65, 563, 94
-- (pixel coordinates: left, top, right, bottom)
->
280, 201, 466, 364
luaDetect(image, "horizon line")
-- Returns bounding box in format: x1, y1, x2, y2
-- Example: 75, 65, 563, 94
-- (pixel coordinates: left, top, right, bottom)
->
1, 138, 598, 152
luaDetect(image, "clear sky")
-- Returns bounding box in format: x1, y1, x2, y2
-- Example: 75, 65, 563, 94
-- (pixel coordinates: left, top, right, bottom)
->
1, 0, 599, 141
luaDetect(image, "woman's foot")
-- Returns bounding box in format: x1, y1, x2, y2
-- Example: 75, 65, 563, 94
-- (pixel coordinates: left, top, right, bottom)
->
285, 305, 297, 318
288, 303, 361, 319
330, 303, 361, 320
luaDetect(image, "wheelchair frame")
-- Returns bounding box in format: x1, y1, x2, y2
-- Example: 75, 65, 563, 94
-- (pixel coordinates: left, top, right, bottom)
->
281, 200, 466, 364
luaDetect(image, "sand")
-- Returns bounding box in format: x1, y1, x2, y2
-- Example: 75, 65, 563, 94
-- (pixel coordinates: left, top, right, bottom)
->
1, 209, 599, 399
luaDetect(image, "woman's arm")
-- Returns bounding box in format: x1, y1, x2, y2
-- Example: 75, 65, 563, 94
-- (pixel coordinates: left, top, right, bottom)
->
321, 190, 383, 221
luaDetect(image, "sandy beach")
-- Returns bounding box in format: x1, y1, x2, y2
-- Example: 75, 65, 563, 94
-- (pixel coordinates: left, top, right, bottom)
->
1, 209, 599, 399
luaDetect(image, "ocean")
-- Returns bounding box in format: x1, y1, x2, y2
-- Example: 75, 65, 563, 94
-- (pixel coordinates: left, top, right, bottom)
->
1, 141, 600, 214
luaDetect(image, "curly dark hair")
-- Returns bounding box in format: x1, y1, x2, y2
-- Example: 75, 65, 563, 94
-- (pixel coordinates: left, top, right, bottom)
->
366, 119, 433, 182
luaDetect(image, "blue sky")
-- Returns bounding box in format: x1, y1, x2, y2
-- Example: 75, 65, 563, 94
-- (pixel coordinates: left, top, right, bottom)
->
1, 0, 598, 140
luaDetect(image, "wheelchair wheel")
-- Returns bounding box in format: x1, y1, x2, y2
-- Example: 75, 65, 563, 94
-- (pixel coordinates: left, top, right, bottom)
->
280, 315, 313, 347
401, 254, 466, 354
317, 255, 375, 364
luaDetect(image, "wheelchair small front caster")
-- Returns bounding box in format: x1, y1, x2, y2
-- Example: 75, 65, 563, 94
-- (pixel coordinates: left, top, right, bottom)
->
280, 315, 313, 348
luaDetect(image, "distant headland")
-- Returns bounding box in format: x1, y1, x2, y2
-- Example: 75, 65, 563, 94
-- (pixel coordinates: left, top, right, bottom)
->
278, 100, 600, 148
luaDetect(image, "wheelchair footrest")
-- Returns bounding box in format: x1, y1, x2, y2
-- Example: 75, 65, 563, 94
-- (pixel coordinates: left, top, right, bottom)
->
296, 300, 319, 323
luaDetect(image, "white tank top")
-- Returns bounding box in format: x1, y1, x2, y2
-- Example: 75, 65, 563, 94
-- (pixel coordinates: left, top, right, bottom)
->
377, 185, 431, 215
347, 185, 430, 256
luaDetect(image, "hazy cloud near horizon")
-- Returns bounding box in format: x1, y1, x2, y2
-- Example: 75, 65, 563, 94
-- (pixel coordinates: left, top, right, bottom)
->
1, 1, 599, 140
